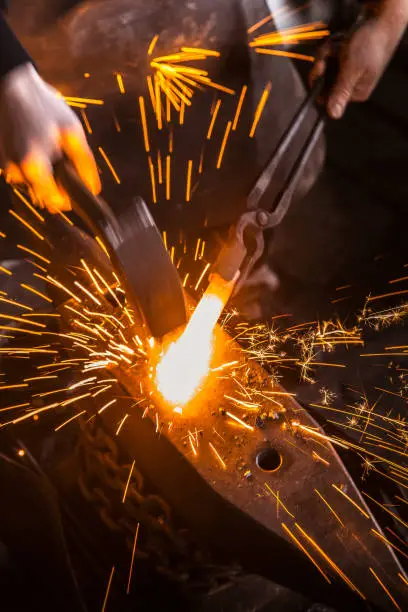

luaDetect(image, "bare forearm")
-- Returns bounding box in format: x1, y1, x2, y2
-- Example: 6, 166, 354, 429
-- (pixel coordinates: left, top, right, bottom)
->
374, 0, 408, 38
377, 0, 408, 21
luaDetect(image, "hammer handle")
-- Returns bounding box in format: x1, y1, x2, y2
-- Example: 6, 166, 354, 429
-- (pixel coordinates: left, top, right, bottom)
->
54, 159, 122, 246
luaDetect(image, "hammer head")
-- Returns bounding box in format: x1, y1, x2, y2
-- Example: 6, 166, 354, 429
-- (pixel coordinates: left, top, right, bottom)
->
55, 161, 187, 338
113, 198, 187, 338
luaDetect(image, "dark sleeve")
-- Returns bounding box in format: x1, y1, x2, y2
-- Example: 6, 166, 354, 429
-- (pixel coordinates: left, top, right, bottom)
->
0, 10, 32, 79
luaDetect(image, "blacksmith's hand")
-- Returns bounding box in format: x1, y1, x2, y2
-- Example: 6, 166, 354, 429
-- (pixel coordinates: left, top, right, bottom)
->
0, 63, 100, 212
310, 0, 408, 119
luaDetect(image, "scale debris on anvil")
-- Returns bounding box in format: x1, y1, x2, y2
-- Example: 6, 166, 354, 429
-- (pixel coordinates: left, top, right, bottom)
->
52, 280, 407, 612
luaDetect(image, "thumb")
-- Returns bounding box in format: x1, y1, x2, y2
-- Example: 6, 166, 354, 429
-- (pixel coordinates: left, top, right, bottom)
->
327, 57, 362, 119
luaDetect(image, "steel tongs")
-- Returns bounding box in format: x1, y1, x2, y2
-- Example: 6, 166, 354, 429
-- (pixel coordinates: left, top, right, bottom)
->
213, 76, 326, 294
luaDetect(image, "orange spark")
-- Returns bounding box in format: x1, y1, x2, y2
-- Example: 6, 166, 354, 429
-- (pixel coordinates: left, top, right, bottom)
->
216, 121, 232, 169
139, 96, 151, 152
209, 442, 227, 469
9, 210, 44, 240
194, 238, 201, 261
98, 147, 120, 184
122, 460, 135, 503
189, 434, 198, 456
0, 313, 44, 328
12, 188, 45, 222
295, 523, 365, 598
281, 522, 331, 583
185, 160, 193, 202
314, 489, 344, 527
249, 82, 271, 138
55, 410, 86, 432
255, 49, 314, 62
80, 109, 93, 134
126, 523, 140, 594
0, 266, 12, 276
10, 402, 60, 425
194, 262, 211, 291
181, 46, 220, 57
64, 304, 89, 321
147, 75, 156, 114
0, 383, 28, 391
148, 156, 157, 203
93, 269, 122, 308
64, 96, 104, 105
101, 566, 115, 612
206, 99, 221, 139
247, 14, 273, 34
292, 422, 349, 449
47, 275, 82, 303
25, 260, 47, 273
17, 244, 50, 264
198, 148, 205, 174
332, 484, 370, 519
166, 94, 171, 122
20, 283, 52, 303
116, 73, 125, 94
73, 281, 102, 306
157, 150, 163, 184
265, 484, 294, 517
166, 155, 171, 200
0, 402, 29, 413
398, 572, 408, 587
368, 289, 408, 302
371, 529, 408, 561
113, 113, 121, 132
61, 393, 91, 407
250, 23, 329, 47
312, 451, 330, 466
80, 259, 103, 294
369, 568, 401, 611
226, 411, 254, 431
363, 492, 408, 530
98, 398, 117, 414
116, 414, 129, 436
154, 76, 162, 130
0, 296, 32, 311
148, 34, 159, 56
232, 85, 247, 131
179, 100, 185, 124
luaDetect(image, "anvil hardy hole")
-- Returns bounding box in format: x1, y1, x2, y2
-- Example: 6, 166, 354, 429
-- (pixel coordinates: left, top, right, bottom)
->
256, 447, 282, 473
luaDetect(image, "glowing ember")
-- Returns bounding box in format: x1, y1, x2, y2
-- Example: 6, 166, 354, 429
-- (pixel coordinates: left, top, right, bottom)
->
155, 274, 234, 408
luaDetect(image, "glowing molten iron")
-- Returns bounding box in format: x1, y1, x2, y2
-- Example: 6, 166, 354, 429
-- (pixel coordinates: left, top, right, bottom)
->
155, 274, 234, 409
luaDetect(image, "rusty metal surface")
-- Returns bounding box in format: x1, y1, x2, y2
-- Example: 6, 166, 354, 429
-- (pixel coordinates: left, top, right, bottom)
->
2, 220, 406, 609
101, 320, 408, 611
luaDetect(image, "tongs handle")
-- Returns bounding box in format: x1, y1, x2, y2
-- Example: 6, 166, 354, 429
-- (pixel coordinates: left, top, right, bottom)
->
213, 48, 341, 289
54, 159, 122, 247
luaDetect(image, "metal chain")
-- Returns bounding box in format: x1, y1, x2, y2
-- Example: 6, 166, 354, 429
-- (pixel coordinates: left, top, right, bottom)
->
74, 417, 239, 592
